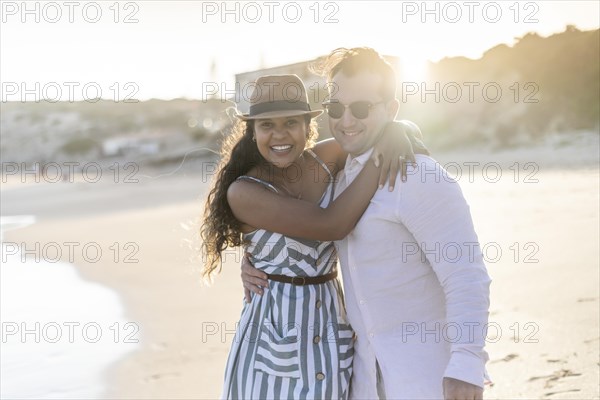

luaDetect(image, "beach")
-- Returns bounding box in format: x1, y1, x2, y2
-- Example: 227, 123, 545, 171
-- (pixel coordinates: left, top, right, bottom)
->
1, 133, 599, 399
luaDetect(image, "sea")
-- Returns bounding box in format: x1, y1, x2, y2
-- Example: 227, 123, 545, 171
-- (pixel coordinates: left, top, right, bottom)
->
1, 215, 139, 399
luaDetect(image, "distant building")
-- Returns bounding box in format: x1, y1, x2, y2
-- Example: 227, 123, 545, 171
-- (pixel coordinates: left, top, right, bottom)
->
102, 133, 162, 157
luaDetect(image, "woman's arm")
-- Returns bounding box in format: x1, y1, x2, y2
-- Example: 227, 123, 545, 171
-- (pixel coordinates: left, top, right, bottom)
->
227, 160, 380, 242
313, 120, 427, 189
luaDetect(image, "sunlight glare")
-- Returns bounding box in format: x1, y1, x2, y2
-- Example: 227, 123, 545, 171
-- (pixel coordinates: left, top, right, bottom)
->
400, 56, 429, 84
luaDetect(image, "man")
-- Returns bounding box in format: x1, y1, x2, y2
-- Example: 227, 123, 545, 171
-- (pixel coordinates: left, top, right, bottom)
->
242, 47, 491, 399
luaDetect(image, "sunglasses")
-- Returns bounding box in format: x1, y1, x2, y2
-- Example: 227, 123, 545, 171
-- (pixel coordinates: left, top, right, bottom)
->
322, 100, 385, 119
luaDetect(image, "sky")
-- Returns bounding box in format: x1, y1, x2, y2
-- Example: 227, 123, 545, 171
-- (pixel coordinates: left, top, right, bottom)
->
1, 0, 599, 101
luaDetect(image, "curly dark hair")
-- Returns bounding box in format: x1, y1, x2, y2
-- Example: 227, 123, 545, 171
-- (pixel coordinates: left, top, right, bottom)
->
200, 115, 319, 280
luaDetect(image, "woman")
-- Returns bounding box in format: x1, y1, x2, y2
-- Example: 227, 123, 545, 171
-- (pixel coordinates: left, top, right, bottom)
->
201, 74, 422, 399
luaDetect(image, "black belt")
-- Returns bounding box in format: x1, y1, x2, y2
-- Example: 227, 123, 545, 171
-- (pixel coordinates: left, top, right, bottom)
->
266, 270, 337, 286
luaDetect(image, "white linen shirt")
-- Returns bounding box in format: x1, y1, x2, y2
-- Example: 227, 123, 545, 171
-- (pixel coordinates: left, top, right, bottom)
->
331, 151, 492, 399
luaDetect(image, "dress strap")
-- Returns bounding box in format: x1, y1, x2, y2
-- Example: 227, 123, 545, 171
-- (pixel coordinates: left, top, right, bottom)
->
306, 148, 334, 182
236, 176, 280, 194
305, 148, 336, 204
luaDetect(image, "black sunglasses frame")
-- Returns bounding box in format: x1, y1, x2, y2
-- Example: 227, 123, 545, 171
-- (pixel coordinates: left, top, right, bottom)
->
321, 100, 385, 119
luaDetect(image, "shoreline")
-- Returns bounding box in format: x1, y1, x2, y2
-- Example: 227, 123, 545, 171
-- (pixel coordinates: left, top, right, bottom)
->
1, 219, 139, 399
1, 167, 242, 399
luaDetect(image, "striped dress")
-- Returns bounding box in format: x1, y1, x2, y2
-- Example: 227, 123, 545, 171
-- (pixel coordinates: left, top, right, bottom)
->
222, 150, 354, 400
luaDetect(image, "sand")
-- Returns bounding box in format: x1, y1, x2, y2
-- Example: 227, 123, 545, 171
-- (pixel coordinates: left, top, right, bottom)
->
2, 134, 599, 399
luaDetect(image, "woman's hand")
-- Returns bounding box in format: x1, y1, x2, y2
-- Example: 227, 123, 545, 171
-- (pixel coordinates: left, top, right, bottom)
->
371, 120, 425, 190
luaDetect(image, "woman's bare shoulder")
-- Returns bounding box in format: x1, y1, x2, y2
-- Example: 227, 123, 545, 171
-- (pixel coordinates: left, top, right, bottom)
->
309, 141, 343, 175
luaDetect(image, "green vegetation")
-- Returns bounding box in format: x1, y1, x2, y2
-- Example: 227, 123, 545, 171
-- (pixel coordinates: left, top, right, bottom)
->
60, 137, 100, 155
413, 26, 599, 147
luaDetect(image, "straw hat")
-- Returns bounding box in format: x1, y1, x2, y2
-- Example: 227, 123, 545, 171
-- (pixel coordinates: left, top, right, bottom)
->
236, 74, 322, 120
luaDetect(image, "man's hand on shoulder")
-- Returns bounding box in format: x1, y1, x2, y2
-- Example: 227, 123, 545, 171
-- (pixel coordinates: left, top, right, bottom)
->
443, 377, 483, 400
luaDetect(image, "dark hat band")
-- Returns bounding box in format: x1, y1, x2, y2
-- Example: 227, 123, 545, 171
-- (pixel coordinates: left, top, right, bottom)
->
249, 100, 311, 117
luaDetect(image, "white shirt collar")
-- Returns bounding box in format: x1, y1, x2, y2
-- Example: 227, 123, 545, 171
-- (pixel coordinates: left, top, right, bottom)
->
344, 147, 375, 172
